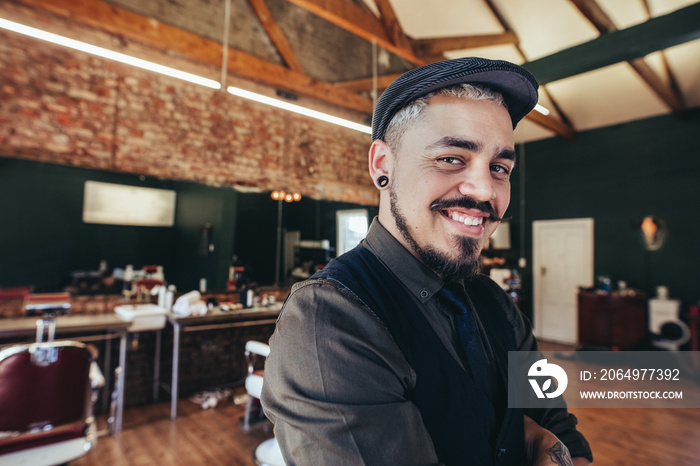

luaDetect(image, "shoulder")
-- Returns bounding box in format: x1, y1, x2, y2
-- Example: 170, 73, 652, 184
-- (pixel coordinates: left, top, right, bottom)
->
268, 276, 416, 401
277, 276, 391, 341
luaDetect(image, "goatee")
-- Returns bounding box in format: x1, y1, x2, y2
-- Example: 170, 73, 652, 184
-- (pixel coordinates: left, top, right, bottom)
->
390, 188, 482, 281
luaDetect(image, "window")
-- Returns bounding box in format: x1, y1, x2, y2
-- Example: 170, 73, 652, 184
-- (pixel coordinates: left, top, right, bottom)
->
336, 209, 368, 256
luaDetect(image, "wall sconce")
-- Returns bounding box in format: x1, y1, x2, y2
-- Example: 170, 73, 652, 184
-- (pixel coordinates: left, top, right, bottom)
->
640, 215, 665, 251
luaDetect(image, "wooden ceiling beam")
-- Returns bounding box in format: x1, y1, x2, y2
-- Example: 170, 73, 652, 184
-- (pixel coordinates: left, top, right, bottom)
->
639, 0, 684, 113
569, 0, 616, 33
246, 0, 304, 73
334, 73, 404, 93
483, 0, 576, 140
15, 0, 373, 114
525, 109, 577, 141
410, 32, 518, 56
642, 0, 686, 108
628, 58, 684, 114
372, 0, 412, 51
284, 0, 424, 66
570, 0, 685, 114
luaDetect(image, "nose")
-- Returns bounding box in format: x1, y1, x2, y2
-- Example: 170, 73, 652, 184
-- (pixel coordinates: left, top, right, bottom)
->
457, 164, 494, 202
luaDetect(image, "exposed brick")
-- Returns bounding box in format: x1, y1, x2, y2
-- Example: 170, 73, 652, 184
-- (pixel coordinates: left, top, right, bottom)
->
55, 114, 72, 126
18, 108, 39, 118
0, 29, 376, 205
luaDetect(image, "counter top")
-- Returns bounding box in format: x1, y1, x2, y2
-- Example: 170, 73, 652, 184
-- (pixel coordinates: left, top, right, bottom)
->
167, 303, 282, 325
0, 314, 131, 339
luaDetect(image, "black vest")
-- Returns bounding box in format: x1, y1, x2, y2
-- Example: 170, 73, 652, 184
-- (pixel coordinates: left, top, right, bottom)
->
314, 246, 525, 466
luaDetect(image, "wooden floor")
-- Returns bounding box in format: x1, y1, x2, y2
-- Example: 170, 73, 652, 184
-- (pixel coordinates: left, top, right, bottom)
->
570, 407, 700, 465
74, 388, 272, 466
539, 340, 700, 465
73, 358, 700, 465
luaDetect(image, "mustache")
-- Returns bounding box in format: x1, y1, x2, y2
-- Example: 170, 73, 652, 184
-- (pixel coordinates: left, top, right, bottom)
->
429, 197, 508, 222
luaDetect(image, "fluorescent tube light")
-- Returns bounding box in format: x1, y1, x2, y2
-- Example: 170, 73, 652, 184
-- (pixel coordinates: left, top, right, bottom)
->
534, 104, 550, 116
227, 86, 372, 135
0, 18, 221, 89
0, 18, 372, 134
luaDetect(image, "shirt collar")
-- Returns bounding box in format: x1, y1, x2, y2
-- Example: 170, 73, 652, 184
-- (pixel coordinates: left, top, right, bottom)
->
362, 217, 443, 304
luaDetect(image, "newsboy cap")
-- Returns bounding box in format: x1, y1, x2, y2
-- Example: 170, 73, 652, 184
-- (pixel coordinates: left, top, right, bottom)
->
371, 56, 539, 141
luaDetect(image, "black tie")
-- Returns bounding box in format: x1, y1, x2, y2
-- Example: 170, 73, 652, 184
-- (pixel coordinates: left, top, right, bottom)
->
440, 281, 497, 402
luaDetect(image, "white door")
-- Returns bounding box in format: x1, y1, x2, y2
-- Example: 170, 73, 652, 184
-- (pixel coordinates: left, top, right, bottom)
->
533, 218, 594, 344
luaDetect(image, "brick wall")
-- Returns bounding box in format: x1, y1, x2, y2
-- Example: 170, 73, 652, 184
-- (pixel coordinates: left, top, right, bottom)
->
0, 27, 377, 205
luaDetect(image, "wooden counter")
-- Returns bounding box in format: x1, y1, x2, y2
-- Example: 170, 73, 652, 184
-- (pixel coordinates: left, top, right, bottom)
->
578, 290, 648, 350
166, 304, 282, 419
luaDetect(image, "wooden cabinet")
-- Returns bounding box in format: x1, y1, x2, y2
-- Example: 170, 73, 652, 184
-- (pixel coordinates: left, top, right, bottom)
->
577, 291, 648, 350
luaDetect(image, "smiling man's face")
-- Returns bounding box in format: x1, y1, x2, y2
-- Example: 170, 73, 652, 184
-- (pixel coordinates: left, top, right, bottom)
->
380, 94, 515, 280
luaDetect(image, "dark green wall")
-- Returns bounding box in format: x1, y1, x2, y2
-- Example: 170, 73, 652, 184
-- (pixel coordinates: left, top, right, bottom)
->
0, 157, 376, 292
0, 158, 179, 291
510, 107, 700, 319
170, 181, 238, 292
233, 193, 378, 286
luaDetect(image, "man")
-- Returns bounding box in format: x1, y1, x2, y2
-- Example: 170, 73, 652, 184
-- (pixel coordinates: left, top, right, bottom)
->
261, 57, 593, 465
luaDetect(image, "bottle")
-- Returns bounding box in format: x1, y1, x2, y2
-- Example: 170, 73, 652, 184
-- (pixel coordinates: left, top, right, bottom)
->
239, 284, 248, 308
165, 285, 176, 310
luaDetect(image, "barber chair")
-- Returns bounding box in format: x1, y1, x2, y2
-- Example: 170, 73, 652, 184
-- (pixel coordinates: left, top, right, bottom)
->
0, 317, 103, 465
22, 292, 72, 318
242, 341, 285, 466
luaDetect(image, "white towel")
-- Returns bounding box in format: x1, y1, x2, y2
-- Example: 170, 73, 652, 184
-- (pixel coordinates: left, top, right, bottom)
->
172, 290, 207, 317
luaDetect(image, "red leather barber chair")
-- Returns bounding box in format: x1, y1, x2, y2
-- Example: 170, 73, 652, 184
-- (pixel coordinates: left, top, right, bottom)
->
0, 318, 102, 465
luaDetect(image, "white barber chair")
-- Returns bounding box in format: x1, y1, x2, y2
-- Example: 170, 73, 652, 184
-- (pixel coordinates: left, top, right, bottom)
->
243, 341, 285, 466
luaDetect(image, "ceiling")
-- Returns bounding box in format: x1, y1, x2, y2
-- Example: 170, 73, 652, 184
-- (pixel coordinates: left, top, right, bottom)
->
5, 0, 700, 143
387, 0, 700, 143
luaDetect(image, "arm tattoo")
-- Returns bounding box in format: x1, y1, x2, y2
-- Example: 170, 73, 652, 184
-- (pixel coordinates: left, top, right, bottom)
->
545, 441, 574, 466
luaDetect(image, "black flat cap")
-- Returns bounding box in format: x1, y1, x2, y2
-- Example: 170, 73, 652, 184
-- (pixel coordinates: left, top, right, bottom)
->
372, 56, 539, 141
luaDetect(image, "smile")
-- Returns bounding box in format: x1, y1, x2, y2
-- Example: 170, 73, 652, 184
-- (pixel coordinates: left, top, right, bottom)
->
444, 209, 485, 226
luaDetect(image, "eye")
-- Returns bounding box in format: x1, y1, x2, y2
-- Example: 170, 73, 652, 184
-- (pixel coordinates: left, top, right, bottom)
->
438, 156, 464, 166
491, 164, 511, 177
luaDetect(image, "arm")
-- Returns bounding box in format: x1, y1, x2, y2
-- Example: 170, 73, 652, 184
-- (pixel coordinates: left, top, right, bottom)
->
524, 415, 591, 466
261, 279, 440, 466
519, 319, 593, 466
515, 317, 592, 462
487, 277, 593, 463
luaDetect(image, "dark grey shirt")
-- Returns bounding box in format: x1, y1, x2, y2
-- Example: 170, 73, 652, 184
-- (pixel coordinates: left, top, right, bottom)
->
261, 219, 588, 465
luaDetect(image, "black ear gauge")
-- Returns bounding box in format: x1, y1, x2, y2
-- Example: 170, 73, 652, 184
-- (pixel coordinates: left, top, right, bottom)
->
377, 175, 389, 188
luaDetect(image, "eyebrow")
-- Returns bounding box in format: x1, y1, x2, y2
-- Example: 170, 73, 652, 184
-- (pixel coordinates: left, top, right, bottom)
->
426, 136, 517, 162
425, 136, 479, 152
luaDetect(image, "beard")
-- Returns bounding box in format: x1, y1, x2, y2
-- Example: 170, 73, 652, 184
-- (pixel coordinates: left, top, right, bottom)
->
390, 187, 482, 282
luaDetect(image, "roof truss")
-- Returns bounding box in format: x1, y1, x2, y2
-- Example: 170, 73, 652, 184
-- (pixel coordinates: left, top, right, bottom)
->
7, 0, 700, 141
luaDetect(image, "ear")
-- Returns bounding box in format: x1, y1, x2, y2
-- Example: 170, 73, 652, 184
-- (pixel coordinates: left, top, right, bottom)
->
368, 139, 392, 181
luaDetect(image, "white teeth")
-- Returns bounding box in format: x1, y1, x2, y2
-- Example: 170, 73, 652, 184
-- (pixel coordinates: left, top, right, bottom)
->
448, 211, 483, 226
